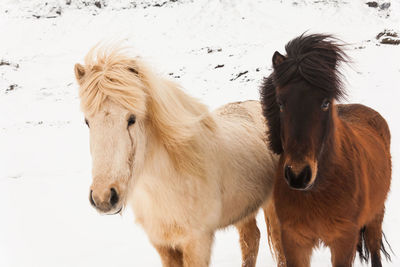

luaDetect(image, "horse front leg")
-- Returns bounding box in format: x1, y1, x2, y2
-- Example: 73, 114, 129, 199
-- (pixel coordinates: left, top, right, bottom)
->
236, 215, 260, 267
263, 201, 286, 266
154, 245, 183, 267
281, 229, 314, 267
329, 230, 358, 267
181, 232, 214, 267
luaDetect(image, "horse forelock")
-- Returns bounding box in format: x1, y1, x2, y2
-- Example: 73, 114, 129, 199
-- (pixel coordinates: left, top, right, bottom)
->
274, 33, 349, 100
78, 45, 147, 117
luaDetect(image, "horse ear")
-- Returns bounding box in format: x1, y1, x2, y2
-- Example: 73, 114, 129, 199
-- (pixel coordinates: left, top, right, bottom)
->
74, 63, 85, 83
272, 51, 286, 68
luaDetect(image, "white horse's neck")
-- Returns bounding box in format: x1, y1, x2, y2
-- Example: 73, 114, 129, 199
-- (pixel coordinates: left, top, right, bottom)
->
138, 72, 217, 181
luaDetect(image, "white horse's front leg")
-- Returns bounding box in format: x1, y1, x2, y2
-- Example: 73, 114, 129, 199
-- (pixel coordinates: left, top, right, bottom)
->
154, 244, 183, 267
181, 232, 214, 267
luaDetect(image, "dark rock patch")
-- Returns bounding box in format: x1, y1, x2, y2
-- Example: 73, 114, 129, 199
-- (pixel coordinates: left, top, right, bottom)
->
366, 1, 378, 8
0, 60, 19, 68
230, 71, 248, 81
380, 2, 391, 10
5, 84, 18, 93
207, 47, 222, 54
380, 38, 400, 45
376, 29, 399, 45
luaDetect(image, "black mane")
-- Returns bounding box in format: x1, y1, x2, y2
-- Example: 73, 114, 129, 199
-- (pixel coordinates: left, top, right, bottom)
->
260, 75, 283, 154
275, 33, 348, 99
260, 33, 349, 154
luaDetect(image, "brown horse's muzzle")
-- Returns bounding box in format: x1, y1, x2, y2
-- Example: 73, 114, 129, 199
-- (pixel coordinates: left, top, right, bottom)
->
283, 159, 318, 190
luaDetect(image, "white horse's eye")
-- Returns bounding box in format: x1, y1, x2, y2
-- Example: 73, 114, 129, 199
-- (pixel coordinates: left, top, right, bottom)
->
128, 115, 136, 127
85, 118, 89, 128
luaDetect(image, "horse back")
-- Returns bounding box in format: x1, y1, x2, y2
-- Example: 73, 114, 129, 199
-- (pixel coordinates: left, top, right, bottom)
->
337, 104, 391, 150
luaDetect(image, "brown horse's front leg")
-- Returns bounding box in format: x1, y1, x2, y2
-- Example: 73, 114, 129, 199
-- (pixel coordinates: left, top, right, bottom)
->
236, 216, 260, 267
281, 229, 314, 267
154, 245, 183, 267
181, 232, 214, 267
329, 231, 358, 267
263, 201, 286, 267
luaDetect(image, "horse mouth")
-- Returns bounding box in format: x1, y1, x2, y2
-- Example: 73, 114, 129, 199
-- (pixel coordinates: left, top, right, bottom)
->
290, 182, 315, 191
108, 206, 123, 215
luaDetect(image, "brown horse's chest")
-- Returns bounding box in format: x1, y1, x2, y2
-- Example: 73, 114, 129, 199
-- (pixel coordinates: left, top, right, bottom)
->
275, 180, 360, 242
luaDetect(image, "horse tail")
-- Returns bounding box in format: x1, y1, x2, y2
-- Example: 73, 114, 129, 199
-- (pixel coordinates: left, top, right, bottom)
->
357, 226, 393, 263
357, 226, 369, 262
263, 200, 286, 267
381, 231, 393, 261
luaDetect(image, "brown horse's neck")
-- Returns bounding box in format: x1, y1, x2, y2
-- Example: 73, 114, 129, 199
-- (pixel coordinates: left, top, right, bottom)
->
313, 105, 349, 190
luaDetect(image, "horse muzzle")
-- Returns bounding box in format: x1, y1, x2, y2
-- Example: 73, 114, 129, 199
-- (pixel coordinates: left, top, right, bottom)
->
89, 186, 123, 215
283, 161, 318, 191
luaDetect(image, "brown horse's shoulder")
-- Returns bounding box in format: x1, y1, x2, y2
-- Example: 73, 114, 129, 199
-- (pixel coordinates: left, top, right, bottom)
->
336, 104, 391, 149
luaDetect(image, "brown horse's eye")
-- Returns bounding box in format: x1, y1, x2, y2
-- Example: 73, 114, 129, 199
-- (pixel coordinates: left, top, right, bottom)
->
321, 99, 330, 111
278, 101, 284, 112
85, 118, 89, 128
128, 115, 136, 127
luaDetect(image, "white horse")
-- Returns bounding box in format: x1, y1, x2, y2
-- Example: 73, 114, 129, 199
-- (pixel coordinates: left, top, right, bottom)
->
74, 46, 279, 267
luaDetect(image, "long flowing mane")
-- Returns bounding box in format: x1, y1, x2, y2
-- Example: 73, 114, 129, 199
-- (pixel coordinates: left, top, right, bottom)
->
78, 46, 216, 177
273, 33, 349, 99
260, 34, 349, 155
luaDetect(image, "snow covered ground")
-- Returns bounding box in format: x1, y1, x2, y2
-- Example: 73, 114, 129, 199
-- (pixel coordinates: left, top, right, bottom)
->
0, 0, 399, 266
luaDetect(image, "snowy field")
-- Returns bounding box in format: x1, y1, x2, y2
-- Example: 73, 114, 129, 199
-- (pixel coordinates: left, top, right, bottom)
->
0, 0, 399, 266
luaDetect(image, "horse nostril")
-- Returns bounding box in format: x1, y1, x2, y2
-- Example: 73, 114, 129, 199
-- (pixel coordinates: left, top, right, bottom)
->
89, 190, 96, 207
109, 188, 119, 207
298, 165, 312, 185
284, 165, 295, 182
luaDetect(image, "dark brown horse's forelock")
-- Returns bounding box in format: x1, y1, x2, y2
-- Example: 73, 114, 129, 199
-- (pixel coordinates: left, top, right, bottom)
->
273, 33, 349, 100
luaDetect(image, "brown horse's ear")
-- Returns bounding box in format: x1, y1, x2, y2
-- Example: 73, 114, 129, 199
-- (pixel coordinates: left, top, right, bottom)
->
74, 63, 85, 83
272, 51, 286, 68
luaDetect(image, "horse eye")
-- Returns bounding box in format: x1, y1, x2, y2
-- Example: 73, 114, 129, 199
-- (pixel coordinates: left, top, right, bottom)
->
321, 99, 330, 111
85, 118, 89, 128
127, 115, 136, 127
277, 101, 284, 112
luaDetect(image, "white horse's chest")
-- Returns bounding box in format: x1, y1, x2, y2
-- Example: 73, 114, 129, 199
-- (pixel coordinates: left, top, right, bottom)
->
130, 181, 179, 244
128, 174, 221, 245
130, 177, 173, 223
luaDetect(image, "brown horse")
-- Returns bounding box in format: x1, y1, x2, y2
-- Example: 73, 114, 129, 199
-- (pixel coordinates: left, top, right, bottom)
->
260, 34, 392, 267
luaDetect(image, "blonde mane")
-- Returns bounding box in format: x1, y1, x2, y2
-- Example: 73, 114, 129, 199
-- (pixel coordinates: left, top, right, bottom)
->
78, 46, 148, 118
77, 46, 216, 177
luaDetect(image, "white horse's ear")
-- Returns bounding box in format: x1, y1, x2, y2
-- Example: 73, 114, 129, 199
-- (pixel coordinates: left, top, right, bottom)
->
74, 63, 85, 83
